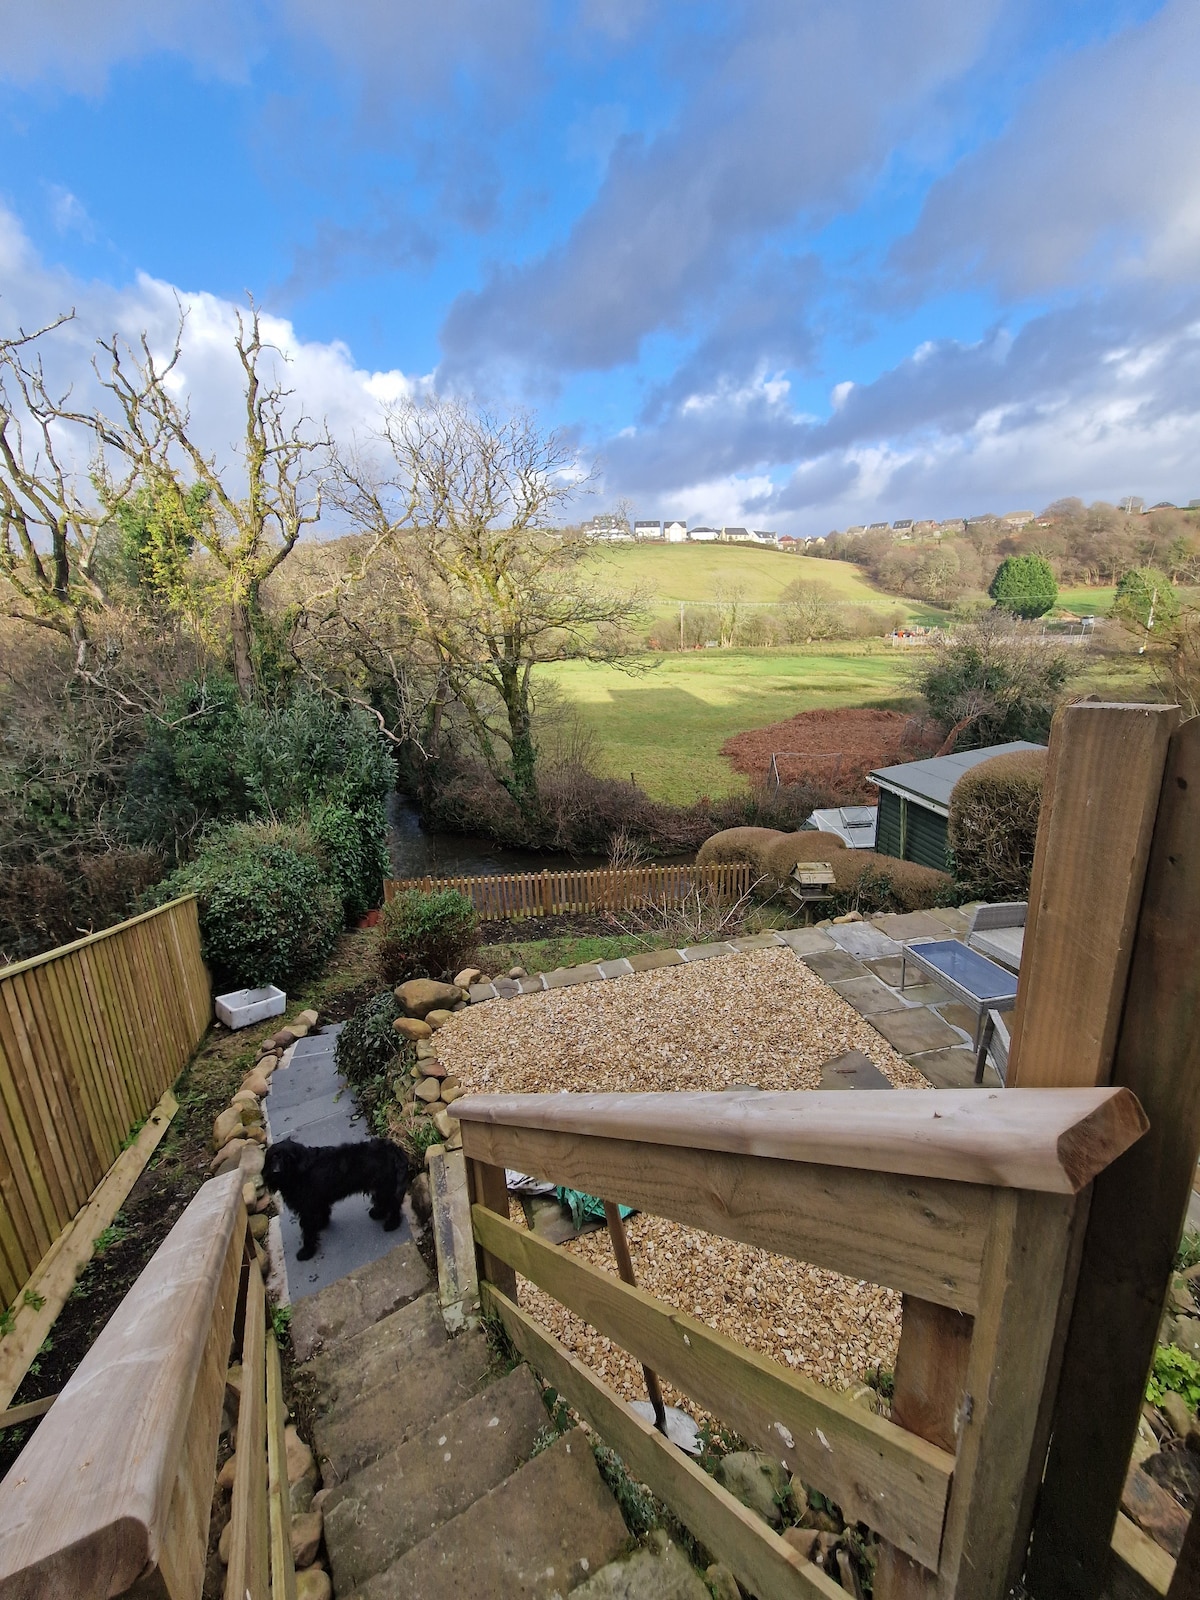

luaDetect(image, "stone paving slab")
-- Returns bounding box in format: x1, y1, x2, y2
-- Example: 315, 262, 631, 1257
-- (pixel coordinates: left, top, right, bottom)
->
517, 975, 546, 994
908, 1046, 1002, 1090
289, 1240, 431, 1362
597, 957, 634, 979
729, 932, 787, 951
469, 982, 498, 1002
775, 927, 836, 953
828, 975, 911, 1016
869, 1006, 965, 1057
802, 948, 868, 982
864, 956, 907, 987
818, 1050, 895, 1091
927, 906, 974, 935
491, 978, 520, 998
680, 941, 737, 962
625, 948, 685, 972
894, 981, 955, 1007
870, 911, 953, 940
826, 924, 903, 961
545, 963, 603, 988
937, 1002, 981, 1035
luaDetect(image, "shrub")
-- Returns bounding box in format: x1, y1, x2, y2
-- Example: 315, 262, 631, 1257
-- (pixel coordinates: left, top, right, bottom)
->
312, 801, 391, 922
912, 612, 1075, 749
152, 821, 342, 989
0, 850, 166, 964
377, 888, 478, 984
828, 852, 953, 915
989, 555, 1058, 619
762, 830, 847, 881
948, 749, 1047, 901
335, 990, 403, 1092
695, 827, 785, 875
1113, 567, 1181, 632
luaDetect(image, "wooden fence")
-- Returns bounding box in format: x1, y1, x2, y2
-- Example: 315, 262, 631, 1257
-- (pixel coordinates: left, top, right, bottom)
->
383, 861, 754, 919
456, 1085, 1147, 1600
0, 897, 210, 1306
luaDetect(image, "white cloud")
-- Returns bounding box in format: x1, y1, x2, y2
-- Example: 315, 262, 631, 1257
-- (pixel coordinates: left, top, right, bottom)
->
0, 0, 254, 92
0, 205, 423, 506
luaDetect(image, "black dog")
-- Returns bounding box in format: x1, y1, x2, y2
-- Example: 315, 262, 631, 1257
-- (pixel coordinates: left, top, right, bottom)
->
263, 1137, 410, 1260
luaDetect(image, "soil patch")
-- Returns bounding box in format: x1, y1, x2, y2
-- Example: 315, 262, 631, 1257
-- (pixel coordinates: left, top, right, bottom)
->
476, 912, 617, 944
721, 707, 942, 803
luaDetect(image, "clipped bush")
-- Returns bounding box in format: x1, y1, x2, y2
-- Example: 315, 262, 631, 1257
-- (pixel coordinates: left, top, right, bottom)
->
695, 827, 786, 874
335, 990, 403, 1092
152, 821, 342, 989
948, 748, 1047, 901
762, 830, 847, 881
828, 851, 953, 915
378, 887, 478, 985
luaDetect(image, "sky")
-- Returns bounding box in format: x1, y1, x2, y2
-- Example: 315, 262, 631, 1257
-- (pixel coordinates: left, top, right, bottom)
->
1, 0, 1199, 536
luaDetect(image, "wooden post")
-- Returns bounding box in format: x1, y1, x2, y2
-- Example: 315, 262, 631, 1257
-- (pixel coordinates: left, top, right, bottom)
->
1007, 703, 1179, 1087
226, 1259, 269, 1600
465, 1156, 517, 1299
1168, 1501, 1200, 1599
1025, 715, 1200, 1598
603, 1201, 668, 1434
265, 1329, 297, 1600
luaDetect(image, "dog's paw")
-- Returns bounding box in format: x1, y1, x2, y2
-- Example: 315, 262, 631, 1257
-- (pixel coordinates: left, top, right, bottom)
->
368, 1204, 383, 1219
383, 1217, 401, 1231
297, 1243, 317, 1260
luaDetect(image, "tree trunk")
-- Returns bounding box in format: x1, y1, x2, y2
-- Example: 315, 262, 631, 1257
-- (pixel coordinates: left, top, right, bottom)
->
499, 664, 540, 823
231, 600, 256, 698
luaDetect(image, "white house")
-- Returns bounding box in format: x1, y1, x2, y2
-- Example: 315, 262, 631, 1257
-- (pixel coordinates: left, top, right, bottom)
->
721, 525, 752, 542
634, 520, 663, 541
664, 519, 688, 542
689, 526, 719, 542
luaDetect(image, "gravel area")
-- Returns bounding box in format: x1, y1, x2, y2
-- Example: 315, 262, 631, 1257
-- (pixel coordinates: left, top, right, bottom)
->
436, 946, 924, 1405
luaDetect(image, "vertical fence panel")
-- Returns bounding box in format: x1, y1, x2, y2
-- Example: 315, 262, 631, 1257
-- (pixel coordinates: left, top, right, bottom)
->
0, 897, 211, 1305
384, 862, 756, 920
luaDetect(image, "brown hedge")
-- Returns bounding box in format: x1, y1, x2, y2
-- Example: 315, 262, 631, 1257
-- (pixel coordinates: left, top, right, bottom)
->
763, 830, 847, 880
948, 748, 1047, 901
828, 851, 953, 915
695, 827, 786, 875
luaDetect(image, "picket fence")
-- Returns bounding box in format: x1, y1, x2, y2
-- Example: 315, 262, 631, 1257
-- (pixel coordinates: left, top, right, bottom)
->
383, 861, 754, 920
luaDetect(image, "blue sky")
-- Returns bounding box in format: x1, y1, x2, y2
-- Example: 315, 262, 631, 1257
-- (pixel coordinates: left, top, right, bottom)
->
1, 0, 1198, 534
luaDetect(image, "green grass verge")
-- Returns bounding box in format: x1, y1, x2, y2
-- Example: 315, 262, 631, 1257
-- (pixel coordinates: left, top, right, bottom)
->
542, 643, 920, 802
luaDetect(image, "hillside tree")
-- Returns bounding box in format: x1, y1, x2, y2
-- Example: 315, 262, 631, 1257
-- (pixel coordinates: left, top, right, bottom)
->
327, 398, 644, 820
989, 554, 1058, 619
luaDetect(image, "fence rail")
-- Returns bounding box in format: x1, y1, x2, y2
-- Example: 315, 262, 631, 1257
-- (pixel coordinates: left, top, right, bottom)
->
456, 1085, 1147, 1600
0, 897, 210, 1305
383, 862, 754, 919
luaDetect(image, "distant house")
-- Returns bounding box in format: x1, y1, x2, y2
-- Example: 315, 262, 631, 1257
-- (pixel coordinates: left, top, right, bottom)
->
583, 514, 632, 541
634, 520, 664, 541
1149, 501, 1177, 511
892, 519, 913, 532
721, 526, 752, 542
751, 529, 778, 545
664, 519, 688, 542
1002, 510, 1035, 529
778, 535, 802, 552
844, 525, 865, 536
868, 521, 890, 532
870, 741, 1045, 872
689, 525, 720, 542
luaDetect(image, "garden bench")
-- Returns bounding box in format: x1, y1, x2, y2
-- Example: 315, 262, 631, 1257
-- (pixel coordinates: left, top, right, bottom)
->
966, 900, 1027, 971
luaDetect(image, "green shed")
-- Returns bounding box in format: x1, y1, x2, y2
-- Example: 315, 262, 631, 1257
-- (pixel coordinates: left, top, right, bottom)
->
869, 741, 1045, 872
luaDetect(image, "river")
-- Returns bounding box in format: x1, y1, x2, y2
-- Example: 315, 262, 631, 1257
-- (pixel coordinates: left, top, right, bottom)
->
386, 793, 608, 879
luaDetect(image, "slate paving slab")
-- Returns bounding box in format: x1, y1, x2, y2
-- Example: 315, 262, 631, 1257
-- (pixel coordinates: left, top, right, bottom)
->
937, 1002, 981, 1035
803, 948, 868, 982
597, 958, 634, 979
826, 924, 903, 961
626, 949, 685, 972
266, 1024, 412, 1303
909, 1046, 1002, 1090
871, 911, 955, 940
869, 1007, 965, 1057
818, 1050, 895, 1091
927, 907, 973, 936
864, 956, 908, 987
776, 928, 835, 953
893, 981, 955, 1007
680, 941, 737, 962
828, 975, 910, 1016
545, 964, 603, 988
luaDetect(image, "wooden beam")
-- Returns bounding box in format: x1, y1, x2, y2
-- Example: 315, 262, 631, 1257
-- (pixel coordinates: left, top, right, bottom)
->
483, 1283, 843, 1600
460, 1118, 990, 1312
266, 1329, 298, 1600
454, 1086, 1147, 1195
473, 1204, 954, 1570
226, 1260, 269, 1600
1166, 1500, 1198, 1600
463, 1156, 516, 1299
1104, 1514, 1174, 1600
1008, 702, 1178, 1087
0, 1088, 178, 1412
0, 1393, 55, 1431
1025, 715, 1200, 1599
0, 1170, 244, 1598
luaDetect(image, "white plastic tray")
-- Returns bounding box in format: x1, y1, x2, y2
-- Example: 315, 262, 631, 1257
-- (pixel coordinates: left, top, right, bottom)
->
215, 985, 286, 1030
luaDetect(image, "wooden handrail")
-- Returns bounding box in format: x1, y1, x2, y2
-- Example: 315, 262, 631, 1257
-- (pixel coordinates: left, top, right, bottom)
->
452, 1086, 1148, 1194
0, 1170, 245, 1599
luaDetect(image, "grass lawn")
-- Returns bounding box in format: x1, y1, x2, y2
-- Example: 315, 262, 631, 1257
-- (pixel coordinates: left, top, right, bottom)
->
545, 638, 1163, 803
543, 643, 919, 802
585, 542, 940, 625
1056, 586, 1116, 616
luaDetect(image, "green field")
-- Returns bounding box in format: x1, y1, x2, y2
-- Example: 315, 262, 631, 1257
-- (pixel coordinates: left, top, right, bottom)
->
1056, 586, 1116, 617
585, 542, 938, 623
544, 643, 917, 802
544, 638, 1157, 805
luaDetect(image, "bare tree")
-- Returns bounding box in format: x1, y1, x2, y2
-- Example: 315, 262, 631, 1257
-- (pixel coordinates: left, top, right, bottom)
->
0, 313, 149, 679
98, 303, 328, 696
331, 397, 646, 818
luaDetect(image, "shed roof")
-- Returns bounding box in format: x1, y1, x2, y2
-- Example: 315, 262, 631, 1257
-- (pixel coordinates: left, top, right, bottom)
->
868, 741, 1044, 816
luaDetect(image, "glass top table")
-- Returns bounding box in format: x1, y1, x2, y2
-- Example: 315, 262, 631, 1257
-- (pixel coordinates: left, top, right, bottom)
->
900, 938, 1019, 1084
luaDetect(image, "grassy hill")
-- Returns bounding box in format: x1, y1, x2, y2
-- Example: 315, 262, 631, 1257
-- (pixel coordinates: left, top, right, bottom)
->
584, 542, 936, 621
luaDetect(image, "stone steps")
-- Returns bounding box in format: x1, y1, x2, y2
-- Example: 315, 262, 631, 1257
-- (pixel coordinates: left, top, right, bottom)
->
321, 1364, 550, 1593
308, 1291, 447, 1411
345, 1428, 627, 1600
290, 1239, 432, 1360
